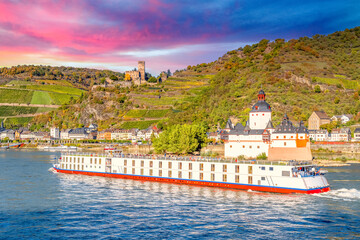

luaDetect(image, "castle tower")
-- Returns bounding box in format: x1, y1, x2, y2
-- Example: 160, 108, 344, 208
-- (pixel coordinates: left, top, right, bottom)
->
138, 61, 145, 82
249, 89, 272, 129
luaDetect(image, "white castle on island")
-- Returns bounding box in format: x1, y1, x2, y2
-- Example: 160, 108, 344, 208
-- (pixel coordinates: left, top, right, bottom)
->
224, 90, 312, 161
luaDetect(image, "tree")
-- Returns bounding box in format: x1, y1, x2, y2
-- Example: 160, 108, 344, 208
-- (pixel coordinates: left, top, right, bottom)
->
167, 69, 171, 77
152, 124, 208, 154
109, 75, 118, 81
314, 85, 321, 93
124, 74, 131, 81
148, 76, 157, 83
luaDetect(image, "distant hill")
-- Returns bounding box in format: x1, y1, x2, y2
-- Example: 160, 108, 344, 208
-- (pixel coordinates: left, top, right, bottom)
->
1, 26, 359, 131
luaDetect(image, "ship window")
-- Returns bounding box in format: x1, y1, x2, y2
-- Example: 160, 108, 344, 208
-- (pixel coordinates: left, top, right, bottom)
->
276, 136, 279, 139
78, 158, 80, 163
90, 158, 92, 164
168, 162, 172, 169
230, 145, 232, 148
291, 136, 293, 138
149, 169, 153, 176
70, 157, 72, 162
132, 168, 135, 174
141, 161, 144, 167
94, 159, 97, 164
179, 162, 182, 169
223, 164, 227, 172
270, 167, 273, 171
261, 177, 265, 181
235, 175, 240, 183
261, 167, 265, 170
132, 160, 135, 166
200, 163, 204, 171
211, 164, 215, 171
223, 174, 227, 182
159, 161, 162, 168
211, 174, 215, 181
178, 172, 182, 178
189, 172, 192, 179
168, 171, 172, 177
200, 173, 203, 180
150, 161, 153, 167
159, 170, 162, 177
124, 167, 127, 173
284, 136, 286, 138
141, 169, 144, 175
282, 171, 290, 177
284, 142, 286, 146
82, 158, 84, 163
189, 163, 192, 170
82, 165, 84, 170
249, 146, 252, 149
257, 146, 260, 149
124, 160, 127, 166
248, 176, 253, 184
235, 165, 240, 173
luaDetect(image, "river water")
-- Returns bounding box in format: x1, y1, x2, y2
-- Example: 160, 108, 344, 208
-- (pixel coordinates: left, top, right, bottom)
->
1, 150, 359, 239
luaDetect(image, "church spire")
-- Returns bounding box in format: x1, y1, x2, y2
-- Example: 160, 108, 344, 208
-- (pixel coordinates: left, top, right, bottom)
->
258, 89, 265, 101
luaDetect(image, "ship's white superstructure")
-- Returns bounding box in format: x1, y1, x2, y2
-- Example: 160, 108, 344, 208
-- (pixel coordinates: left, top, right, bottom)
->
53, 152, 330, 194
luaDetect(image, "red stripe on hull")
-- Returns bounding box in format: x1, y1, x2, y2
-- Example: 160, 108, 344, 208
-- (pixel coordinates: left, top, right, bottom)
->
54, 168, 330, 194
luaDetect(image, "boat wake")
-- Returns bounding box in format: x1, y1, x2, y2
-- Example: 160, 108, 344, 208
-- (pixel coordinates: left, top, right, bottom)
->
48, 167, 57, 173
315, 188, 360, 201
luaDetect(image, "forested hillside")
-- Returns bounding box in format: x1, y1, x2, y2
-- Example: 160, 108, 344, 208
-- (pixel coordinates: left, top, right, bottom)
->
1, 27, 359, 130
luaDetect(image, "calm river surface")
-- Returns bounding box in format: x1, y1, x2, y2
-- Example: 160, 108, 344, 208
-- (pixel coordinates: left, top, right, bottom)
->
1, 150, 360, 239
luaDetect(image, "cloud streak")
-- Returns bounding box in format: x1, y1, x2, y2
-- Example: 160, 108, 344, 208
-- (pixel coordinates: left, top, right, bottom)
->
0, 0, 358, 74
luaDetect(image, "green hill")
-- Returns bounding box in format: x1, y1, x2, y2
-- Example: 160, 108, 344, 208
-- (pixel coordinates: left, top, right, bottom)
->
2, 27, 360, 130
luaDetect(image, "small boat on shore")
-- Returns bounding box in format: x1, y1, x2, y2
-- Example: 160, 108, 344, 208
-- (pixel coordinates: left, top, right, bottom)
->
43, 145, 77, 152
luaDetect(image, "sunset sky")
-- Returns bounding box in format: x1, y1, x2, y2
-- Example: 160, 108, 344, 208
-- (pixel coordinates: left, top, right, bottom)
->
0, 0, 359, 75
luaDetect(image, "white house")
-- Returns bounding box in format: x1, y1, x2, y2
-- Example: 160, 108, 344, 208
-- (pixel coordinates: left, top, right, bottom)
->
354, 128, 360, 141
329, 128, 351, 141
60, 129, 71, 140
308, 129, 329, 141
50, 127, 60, 139
0, 129, 15, 140
331, 114, 353, 124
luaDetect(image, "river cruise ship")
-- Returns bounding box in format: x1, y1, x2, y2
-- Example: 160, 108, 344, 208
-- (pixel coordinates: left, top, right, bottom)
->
52, 152, 330, 194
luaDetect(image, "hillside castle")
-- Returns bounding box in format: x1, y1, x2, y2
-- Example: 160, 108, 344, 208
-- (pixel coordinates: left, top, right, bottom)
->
125, 61, 145, 85
224, 90, 312, 161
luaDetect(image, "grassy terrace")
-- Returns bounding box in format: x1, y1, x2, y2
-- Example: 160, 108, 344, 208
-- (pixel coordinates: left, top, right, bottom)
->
133, 96, 182, 106
124, 109, 170, 118
0, 89, 33, 104
312, 76, 359, 90
0, 117, 33, 126
120, 120, 159, 129
0, 106, 55, 116
26, 84, 85, 95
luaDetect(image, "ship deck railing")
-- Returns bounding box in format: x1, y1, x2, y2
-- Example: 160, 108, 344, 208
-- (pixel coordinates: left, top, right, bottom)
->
61, 152, 312, 166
